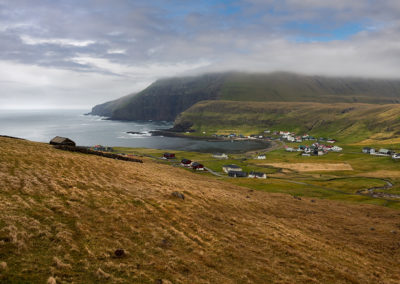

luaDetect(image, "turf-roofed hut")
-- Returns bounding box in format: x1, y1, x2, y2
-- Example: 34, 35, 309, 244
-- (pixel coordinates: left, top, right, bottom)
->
49, 136, 76, 147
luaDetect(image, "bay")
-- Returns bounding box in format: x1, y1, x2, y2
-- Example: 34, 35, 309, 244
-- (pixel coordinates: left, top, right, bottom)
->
0, 109, 269, 153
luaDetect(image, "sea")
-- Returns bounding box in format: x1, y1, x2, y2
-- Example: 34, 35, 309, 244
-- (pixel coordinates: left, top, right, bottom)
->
0, 109, 269, 153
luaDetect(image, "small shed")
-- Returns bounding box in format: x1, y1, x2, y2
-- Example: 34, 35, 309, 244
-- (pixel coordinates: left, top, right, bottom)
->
49, 136, 76, 147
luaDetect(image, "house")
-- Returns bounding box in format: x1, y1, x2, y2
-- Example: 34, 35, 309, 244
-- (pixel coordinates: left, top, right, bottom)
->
362, 147, 372, 154
191, 162, 205, 171
163, 153, 175, 159
285, 147, 295, 152
49, 136, 76, 147
181, 159, 192, 167
213, 153, 228, 159
228, 171, 247, 177
286, 136, 295, 142
222, 164, 242, 173
257, 154, 266, 160
392, 153, 400, 160
378, 149, 392, 156
327, 139, 337, 144
331, 146, 343, 152
248, 171, 267, 179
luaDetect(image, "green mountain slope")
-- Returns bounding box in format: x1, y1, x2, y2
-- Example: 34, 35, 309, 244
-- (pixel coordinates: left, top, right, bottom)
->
175, 100, 400, 143
91, 72, 400, 121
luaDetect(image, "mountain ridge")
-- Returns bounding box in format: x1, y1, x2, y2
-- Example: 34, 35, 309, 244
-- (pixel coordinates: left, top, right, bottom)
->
90, 71, 400, 121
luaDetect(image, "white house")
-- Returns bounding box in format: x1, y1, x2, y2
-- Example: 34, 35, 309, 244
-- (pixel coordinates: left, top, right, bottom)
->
287, 136, 295, 142
392, 153, 400, 160
257, 154, 266, 160
378, 149, 391, 156
362, 147, 373, 154
213, 153, 228, 159
222, 164, 242, 173
331, 146, 343, 152
248, 171, 267, 179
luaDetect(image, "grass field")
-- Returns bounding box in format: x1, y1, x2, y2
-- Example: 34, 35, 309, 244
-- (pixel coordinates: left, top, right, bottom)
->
1, 137, 400, 283
113, 142, 400, 210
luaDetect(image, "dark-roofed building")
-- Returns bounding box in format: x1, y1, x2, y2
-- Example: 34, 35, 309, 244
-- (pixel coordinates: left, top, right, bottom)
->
181, 159, 192, 167
191, 162, 205, 171
222, 164, 242, 173
228, 171, 247, 177
49, 136, 76, 147
163, 153, 175, 159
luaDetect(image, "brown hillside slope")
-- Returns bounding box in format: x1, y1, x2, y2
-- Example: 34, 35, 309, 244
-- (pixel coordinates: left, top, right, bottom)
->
0, 137, 399, 283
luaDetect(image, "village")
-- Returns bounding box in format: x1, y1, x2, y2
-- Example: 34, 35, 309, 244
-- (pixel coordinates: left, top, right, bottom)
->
49, 130, 399, 183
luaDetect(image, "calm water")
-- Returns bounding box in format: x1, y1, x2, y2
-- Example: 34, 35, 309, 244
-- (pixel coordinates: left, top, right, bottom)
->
0, 109, 269, 153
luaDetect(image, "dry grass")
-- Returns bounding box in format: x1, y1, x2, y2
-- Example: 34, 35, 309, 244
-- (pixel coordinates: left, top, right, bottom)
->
261, 162, 353, 172
0, 137, 400, 283
355, 171, 400, 179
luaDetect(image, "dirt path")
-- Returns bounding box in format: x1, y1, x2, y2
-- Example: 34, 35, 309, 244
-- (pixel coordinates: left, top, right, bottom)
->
204, 167, 224, 177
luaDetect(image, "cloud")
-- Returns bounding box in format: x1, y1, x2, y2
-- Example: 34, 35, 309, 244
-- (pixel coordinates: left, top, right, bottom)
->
20, 35, 96, 47
107, 49, 127, 55
1, 0, 400, 108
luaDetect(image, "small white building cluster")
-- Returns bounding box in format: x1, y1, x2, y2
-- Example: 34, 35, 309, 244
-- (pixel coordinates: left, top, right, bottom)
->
285, 143, 342, 156
277, 131, 337, 144
362, 147, 400, 160
222, 164, 267, 179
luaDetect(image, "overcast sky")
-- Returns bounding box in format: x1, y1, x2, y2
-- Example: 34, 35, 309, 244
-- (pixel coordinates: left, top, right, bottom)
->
1, 0, 400, 109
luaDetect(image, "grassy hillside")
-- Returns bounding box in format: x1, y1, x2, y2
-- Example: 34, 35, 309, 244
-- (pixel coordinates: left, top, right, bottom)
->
91, 72, 400, 121
221, 72, 400, 103
1, 137, 400, 283
175, 100, 400, 143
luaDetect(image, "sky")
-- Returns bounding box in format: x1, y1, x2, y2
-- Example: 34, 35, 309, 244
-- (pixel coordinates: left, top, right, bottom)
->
1, 0, 400, 109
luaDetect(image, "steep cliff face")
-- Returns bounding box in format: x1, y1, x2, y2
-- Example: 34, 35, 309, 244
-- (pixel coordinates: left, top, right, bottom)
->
91, 73, 226, 121
91, 72, 400, 121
